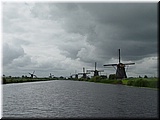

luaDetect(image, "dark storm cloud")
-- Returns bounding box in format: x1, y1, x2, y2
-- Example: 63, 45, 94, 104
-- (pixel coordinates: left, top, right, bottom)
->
35, 3, 157, 63
78, 3, 157, 62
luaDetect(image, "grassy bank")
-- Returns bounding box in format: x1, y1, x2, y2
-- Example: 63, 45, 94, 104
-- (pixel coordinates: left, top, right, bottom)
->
122, 77, 158, 88
2, 76, 158, 89
2, 77, 58, 84
78, 76, 158, 89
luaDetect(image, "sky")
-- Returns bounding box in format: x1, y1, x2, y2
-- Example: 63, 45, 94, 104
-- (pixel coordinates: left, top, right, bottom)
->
1, 1, 158, 78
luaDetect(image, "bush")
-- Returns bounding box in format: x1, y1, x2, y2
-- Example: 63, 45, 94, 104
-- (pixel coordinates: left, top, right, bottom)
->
2, 77, 6, 84
102, 79, 115, 84
100, 75, 107, 79
109, 74, 116, 80
101, 79, 108, 83
127, 80, 134, 86
88, 78, 94, 82
89, 76, 106, 82
126, 78, 158, 88
147, 80, 158, 88
79, 78, 84, 81
114, 80, 122, 84
127, 78, 149, 87
93, 76, 101, 82
144, 75, 148, 78
134, 78, 149, 87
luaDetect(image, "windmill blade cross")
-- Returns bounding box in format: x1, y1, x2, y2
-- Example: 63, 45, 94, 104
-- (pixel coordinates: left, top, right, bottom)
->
78, 73, 83, 75
123, 63, 135, 65
49, 74, 52, 77
86, 72, 90, 74
78, 72, 90, 75
104, 64, 117, 66
86, 70, 94, 72
98, 70, 104, 72
118, 49, 121, 63
33, 75, 37, 78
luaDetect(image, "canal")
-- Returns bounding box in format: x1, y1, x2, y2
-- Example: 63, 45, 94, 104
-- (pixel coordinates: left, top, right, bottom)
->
2, 80, 158, 118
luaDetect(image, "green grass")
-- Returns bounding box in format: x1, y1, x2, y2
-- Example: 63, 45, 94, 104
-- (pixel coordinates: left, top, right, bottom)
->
122, 78, 158, 88
88, 76, 123, 84
2, 77, 57, 84
86, 76, 158, 89
122, 79, 128, 85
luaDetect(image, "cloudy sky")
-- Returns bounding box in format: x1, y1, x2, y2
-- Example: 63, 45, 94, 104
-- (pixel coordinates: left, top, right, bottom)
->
2, 1, 158, 78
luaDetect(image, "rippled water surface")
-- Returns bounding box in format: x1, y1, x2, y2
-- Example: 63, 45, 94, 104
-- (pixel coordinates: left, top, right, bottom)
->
2, 80, 158, 118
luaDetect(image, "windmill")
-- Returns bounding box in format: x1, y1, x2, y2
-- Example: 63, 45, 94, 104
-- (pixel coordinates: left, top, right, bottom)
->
49, 73, 54, 78
70, 74, 78, 79
87, 62, 104, 77
70, 70, 78, 79
28, 71, 37, 78
103, 49, 135, 79
78, 67, 90, 79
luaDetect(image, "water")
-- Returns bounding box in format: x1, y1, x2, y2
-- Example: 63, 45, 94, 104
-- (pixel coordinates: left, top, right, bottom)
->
2, 80, 159, 118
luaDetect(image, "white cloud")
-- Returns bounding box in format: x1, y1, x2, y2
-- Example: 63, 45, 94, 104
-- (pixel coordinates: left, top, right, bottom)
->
3, 42, 25, 65
133, 56, 158, 77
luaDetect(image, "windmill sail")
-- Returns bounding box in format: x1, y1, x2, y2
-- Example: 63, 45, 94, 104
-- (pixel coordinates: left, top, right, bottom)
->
28, 70, 36, 78
86, 70, 94, 72
33, 74, 37, 78
98, 70, 104, 72
123, 63, 135, 65
118, 49, 121, 63
103, 64, 117, 66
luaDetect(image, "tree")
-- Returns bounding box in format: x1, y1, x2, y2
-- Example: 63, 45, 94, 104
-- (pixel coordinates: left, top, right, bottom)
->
144, 75, 148, 78
139, 75, 142, 78
2, 75, 6, 84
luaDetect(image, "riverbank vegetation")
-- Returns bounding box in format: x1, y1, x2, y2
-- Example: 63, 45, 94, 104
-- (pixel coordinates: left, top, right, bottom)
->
2, 76, 65, 84
76, 76, 158, 89
123, 77, 158, 88
2, 75, 158, 89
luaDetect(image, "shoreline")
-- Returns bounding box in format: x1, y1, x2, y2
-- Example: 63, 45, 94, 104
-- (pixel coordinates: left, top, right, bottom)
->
2, 77, 158, 89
